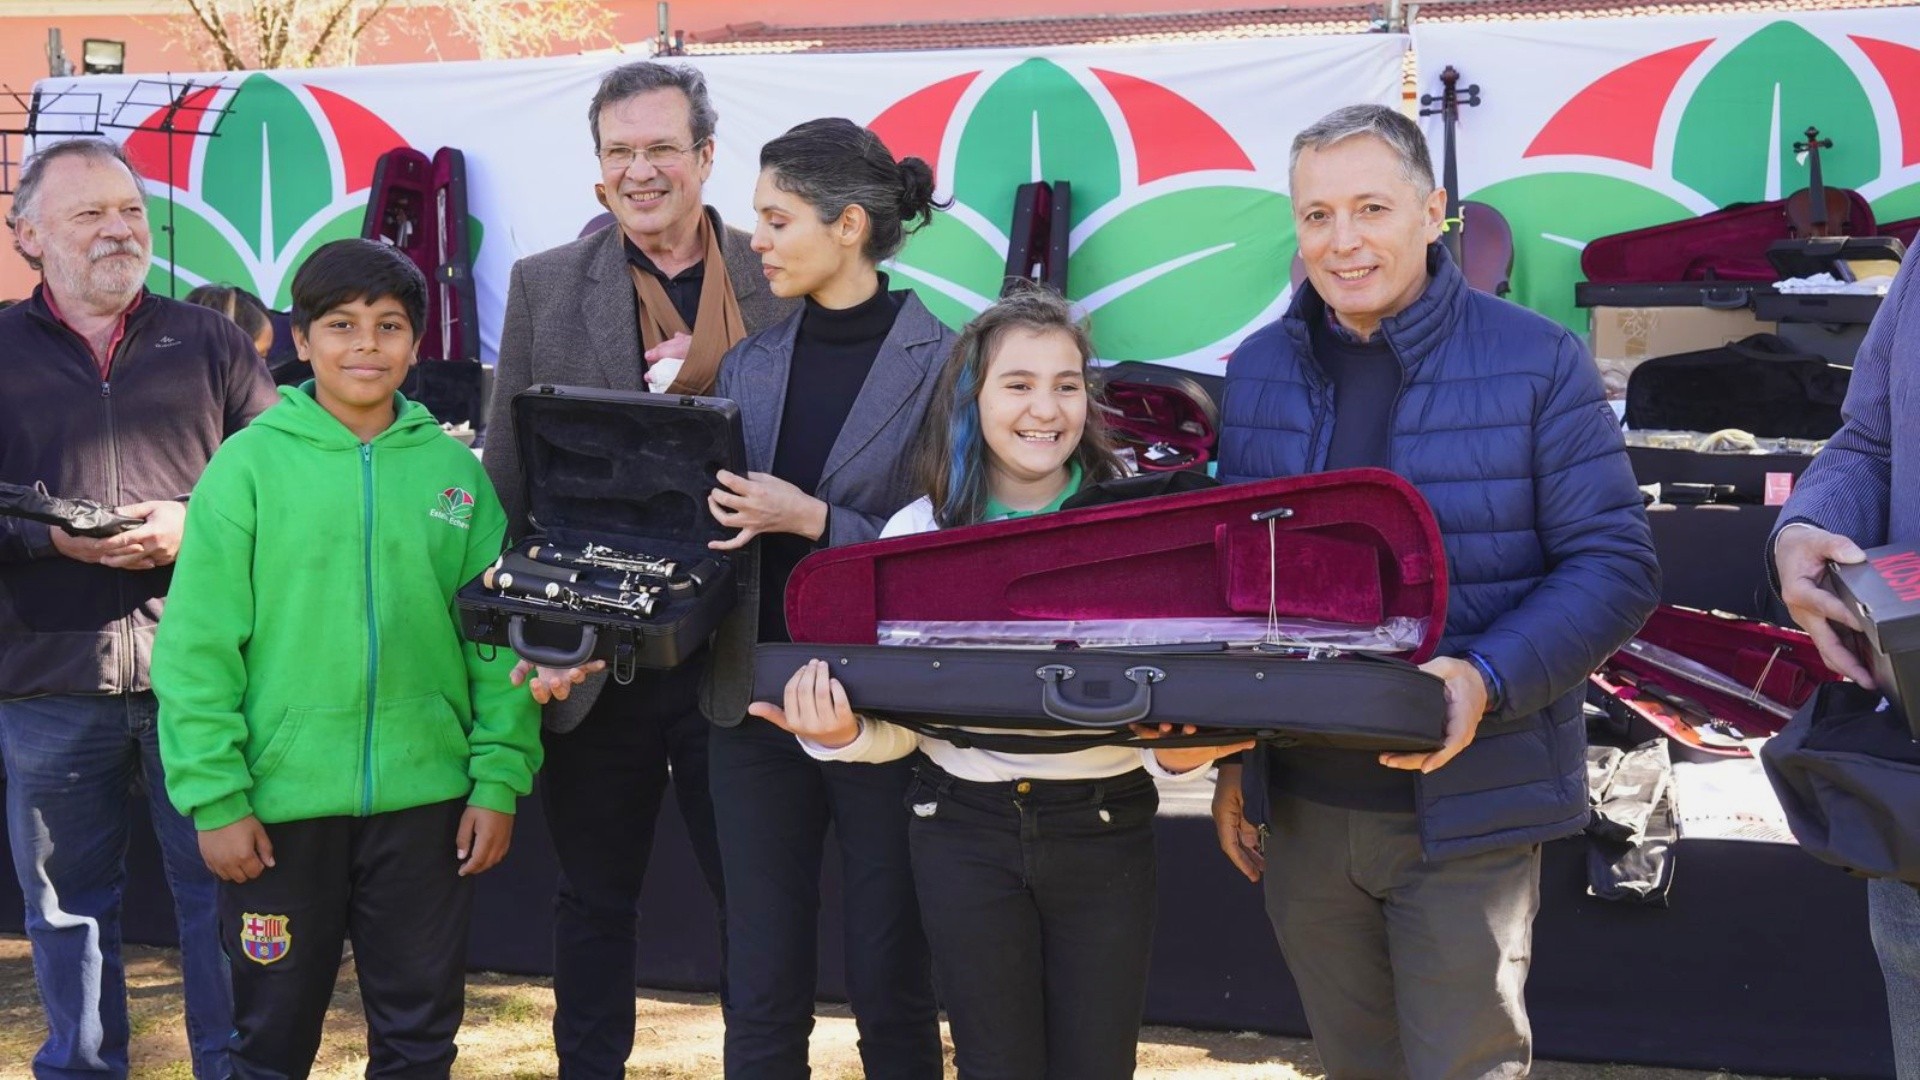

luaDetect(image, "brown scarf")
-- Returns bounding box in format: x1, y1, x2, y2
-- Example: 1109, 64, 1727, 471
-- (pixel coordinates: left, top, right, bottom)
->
627, 211, 747, 396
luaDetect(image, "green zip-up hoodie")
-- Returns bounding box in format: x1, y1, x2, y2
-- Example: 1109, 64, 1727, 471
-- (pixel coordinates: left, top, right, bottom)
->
155, 385, 540, 830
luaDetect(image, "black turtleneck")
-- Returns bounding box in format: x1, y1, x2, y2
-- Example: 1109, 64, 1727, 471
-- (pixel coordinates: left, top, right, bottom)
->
758, 275, 906, 643
1270, 304, 1415, 813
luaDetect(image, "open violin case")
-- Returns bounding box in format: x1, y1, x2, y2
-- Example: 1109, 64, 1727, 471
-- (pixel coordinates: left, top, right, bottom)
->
751, 468, 1449, 751
364, 146, 484, 424
1096, 362, 1221, 474
1588, 605, 1839, 762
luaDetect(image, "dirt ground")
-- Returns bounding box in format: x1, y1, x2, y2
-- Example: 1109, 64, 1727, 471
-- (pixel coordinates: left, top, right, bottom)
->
0, 934, 1778, 1079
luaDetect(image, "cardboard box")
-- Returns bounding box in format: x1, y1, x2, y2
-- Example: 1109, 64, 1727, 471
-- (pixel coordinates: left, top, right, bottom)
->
1826, 543, 1920, 739
1591, 305, 1781, 401
1589, 305, 1778, 363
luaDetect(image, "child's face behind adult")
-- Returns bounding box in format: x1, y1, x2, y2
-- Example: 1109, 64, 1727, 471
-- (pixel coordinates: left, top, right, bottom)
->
294, 296, 418, 432
979, 328, 1087, 489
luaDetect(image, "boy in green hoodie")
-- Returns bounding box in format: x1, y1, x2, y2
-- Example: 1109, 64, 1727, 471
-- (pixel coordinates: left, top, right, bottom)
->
154, 238, 540, 1077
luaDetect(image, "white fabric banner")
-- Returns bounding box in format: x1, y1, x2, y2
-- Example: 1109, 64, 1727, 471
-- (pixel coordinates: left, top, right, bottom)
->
1413, 7, 1920, 330
35, 34, 1407, 368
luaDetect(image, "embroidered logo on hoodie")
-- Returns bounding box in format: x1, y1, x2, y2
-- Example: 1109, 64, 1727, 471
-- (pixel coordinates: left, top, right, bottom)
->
431, 487, 474, 529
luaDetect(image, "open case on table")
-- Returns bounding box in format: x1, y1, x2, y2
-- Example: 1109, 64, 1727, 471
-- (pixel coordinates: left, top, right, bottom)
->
1588, 605, 1839, 762
752, 468, 1449, 751
457, 385, 743, 680
1095, 362, 1221, 474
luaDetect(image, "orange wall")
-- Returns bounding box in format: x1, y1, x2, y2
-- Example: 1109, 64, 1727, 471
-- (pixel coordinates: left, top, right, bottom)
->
0, 0, 1290, 299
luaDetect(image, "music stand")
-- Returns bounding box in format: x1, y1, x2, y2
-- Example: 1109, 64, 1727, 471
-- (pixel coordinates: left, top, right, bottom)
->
97, 76, 239, 297
0, 83, 106, 196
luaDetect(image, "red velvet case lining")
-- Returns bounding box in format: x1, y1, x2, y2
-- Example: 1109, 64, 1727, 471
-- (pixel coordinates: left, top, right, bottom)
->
363, 147, 471, 362
783, 468, 1447, 662
1102, 383, 1215, 466
1580, 193, 1877, 284
1597, 605, 1840, 750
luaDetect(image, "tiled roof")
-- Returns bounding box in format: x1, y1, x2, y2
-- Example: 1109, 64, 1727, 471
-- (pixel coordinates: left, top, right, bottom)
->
677, 0, 1919, 54
679, 8, 1384, 55
1416, 0, 1916, 22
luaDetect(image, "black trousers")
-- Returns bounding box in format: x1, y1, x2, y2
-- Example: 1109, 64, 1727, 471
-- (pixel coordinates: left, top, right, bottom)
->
539, 662, 727, 1079
907, 764, 1160, 1080
221, 798, 472, 1080
708, 717, 941, 1080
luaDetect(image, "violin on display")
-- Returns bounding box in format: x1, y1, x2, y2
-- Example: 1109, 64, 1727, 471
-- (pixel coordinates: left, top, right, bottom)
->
1418, 66, 1515, 297
1786, 127, 1856, 239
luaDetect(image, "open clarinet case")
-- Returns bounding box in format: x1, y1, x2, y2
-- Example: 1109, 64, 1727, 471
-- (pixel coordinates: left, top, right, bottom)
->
457, 385, 743, 680
751, 468, 1450, 751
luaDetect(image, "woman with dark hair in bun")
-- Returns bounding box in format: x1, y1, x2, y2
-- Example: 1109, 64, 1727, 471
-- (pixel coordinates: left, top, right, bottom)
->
700, 117, 954, 1079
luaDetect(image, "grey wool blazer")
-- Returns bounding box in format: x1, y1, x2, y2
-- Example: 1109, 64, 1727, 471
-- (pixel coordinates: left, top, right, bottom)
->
482, 209, 796, 732
700, 290, 957, 726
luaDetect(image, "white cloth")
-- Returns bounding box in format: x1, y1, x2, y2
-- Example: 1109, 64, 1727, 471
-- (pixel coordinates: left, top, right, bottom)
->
798, 497, 1209, 784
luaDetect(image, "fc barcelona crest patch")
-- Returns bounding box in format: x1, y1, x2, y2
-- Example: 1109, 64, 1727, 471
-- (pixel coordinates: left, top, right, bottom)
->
240, 913, 291, 965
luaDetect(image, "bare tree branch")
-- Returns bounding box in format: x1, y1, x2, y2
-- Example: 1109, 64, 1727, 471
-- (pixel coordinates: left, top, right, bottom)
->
165, 1, 616, 71
181, 0, 246, 71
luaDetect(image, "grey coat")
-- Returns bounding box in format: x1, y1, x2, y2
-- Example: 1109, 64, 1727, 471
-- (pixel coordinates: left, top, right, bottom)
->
482, 210, 795, 732
700, 290, 957, 725
1775, 250, 1920, 563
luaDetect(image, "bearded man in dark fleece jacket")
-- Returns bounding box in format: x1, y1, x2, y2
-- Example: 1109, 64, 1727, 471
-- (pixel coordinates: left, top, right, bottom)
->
0, 136, 276, 1080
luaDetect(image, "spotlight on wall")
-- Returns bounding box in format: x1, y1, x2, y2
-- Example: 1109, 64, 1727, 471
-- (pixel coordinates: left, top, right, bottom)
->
81, 39, 126, 75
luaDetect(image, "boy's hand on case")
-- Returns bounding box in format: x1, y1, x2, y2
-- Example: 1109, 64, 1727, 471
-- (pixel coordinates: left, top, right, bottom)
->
200, 816, 275, 883
509, 658, 607, 704
457, 806, 513, 876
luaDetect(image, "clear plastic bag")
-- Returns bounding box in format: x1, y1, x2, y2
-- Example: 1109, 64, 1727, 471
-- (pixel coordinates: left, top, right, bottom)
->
874, 616, 1427, 653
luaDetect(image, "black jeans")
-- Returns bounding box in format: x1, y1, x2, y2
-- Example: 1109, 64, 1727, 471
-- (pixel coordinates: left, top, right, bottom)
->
221, 798, 472, 1080
708, 717, 940, 1080
906, 764, 1160, 1080
539, 663, 727, 1079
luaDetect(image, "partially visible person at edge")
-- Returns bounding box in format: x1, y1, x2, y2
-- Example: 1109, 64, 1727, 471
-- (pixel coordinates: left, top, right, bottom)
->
0, 136, 277, 1080
482, 60, 792, 1078
698, 116, 953, 1079
185, 282, 275, 357
1769, 254, 1920, 1079
154, 237, 541, 1077
1211, 104, 1659, 1078
754, 285, 1253, 1078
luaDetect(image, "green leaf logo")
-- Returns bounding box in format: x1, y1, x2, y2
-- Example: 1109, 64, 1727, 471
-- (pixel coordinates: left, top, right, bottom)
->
122, 74, 469, 309
1490, 21, 1920, 330
872, 59, 1288, 364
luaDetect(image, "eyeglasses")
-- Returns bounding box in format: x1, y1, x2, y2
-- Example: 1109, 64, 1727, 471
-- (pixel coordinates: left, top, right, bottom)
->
597, 138, 708, 172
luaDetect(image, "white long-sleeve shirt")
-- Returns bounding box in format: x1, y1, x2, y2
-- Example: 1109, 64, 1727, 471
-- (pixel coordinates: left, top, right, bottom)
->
798, 496, 1211, 784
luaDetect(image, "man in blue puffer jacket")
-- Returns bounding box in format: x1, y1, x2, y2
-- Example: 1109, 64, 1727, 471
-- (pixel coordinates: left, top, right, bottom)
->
1210, 104, 1659, 1078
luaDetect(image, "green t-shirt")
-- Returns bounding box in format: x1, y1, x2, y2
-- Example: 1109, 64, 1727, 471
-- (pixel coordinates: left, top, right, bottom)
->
982, 461, 1084, 522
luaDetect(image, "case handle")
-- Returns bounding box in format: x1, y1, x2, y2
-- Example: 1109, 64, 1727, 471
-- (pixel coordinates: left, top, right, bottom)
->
507, 615, 599, 669
1035, 664, 1164, 727
1702, 287, 1749, 311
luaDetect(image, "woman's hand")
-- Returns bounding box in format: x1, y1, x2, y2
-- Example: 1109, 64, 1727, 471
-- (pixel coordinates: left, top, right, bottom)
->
747, 658, 863, 749
707, 470, 829, 551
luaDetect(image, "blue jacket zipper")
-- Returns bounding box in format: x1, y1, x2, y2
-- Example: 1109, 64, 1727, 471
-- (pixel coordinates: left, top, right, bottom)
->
360, 443, 378, 815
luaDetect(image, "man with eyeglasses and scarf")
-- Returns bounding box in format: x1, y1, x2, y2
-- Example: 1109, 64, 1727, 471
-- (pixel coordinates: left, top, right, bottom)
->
482, 60, 793, 1079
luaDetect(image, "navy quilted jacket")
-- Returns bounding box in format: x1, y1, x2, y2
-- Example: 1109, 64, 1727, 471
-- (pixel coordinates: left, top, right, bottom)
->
1220, 245, 1660, 860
